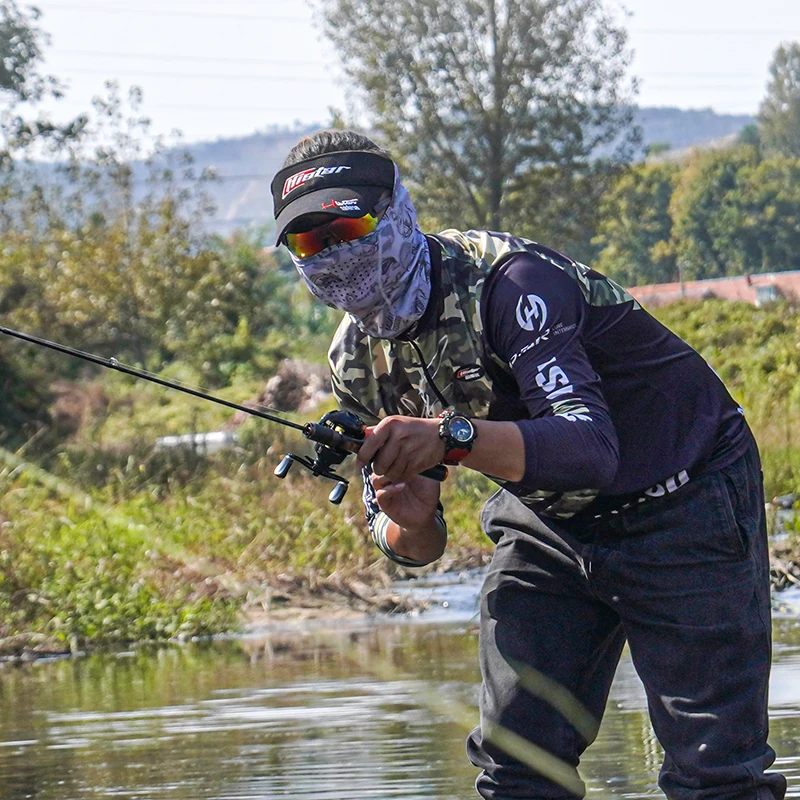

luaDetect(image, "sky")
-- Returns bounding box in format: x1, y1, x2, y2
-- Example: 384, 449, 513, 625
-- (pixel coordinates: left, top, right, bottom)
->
24, 0, 800, 145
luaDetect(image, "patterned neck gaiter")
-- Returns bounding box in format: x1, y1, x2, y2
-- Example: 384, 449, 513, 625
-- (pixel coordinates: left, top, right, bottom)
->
289, 170, 431, 339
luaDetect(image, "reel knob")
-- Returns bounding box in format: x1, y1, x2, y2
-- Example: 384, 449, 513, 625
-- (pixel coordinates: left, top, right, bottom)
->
274, 455, 293, 479
328, 482, 348, 505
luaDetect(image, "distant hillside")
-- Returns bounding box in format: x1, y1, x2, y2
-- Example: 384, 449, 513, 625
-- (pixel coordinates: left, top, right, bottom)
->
185, 125, 316, 237
634, 107, 754, 152
187, 108, 754, 237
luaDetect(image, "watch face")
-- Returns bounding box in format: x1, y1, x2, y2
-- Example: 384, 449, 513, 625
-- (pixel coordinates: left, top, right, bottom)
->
450, 417, 473, 443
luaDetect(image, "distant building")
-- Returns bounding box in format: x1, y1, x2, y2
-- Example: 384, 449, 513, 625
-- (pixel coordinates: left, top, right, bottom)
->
628, 271, 800, 308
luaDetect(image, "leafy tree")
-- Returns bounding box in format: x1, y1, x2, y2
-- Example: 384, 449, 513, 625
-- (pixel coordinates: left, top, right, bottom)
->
0, 1, 86, 160
737, 123, 762, 151
668, 146, 800, 279
321, 0, 639, 253
668, 147, 758, 280
0, 84, 298, 384
759, 42, 800, 157
738, 157, 800, 273
592, 161, 678, 286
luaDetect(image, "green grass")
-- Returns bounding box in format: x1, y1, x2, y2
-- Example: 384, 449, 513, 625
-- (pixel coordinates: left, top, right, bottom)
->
652, 299, 800, 499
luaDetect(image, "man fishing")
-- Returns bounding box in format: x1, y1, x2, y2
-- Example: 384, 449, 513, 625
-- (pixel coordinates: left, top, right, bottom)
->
270, 129, 786, 800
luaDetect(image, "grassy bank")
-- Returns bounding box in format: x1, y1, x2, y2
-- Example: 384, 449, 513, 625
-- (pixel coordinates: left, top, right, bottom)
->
1, 299, 799, 656
0, 414, 491, 656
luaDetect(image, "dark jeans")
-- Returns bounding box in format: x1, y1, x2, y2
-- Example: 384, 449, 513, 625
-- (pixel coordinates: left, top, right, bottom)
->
467, 437, 787, 800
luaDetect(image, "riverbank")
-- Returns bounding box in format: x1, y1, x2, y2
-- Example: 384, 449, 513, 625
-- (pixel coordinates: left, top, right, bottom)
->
1, 434, 798, 660
0, 438, 493, 659
0, 559, 487, 661
3, 517, 799, 661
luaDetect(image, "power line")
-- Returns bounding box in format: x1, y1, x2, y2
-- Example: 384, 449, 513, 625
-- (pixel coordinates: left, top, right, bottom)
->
644, 86, 766, 91
41, 5, 800, 34
50, 63, 769, 87
646, 72, 764, 78
53, 49, 324, 67
49, 50, 774, 80
40, 100, 329, 114
64, 66, 332, 82
632, 29, 800, 36
40, 4, 309, 20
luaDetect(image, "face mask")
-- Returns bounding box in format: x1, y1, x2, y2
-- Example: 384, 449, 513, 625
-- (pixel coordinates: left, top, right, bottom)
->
289, 170, 431, 339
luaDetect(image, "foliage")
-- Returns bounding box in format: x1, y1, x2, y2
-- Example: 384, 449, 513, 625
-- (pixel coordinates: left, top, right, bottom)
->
320, 0, 638, 255
2, 299, 800, 651
501, 160, 624, 262
592, 161, 679, 286
0, 469, 238, 649
652, 299, 800, 499
666, 147, 800, 280
667, 146, 759, 280
0, 0, 86, 160
590, 46, 800, 283
0, 344, 50, 447
0, 84, 323, 386
759, 42, 800, 158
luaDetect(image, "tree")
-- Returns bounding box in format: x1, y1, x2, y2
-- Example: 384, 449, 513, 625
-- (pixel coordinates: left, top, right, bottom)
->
592, 162, 679, 286
0, 83, 290, 384
759, 42, 800, 157
737, 156, 800, 273
668, 146, 800, 279
0, 1, 86, 160
0, 1, 55, 105
321, 0, 638, 253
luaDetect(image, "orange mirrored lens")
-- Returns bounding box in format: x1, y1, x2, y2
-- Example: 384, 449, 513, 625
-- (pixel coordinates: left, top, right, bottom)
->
286, 213, 379, 258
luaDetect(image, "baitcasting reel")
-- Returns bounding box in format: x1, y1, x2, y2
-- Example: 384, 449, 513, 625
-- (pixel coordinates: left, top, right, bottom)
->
273, 410, 366, 504
273, 409, 448, 504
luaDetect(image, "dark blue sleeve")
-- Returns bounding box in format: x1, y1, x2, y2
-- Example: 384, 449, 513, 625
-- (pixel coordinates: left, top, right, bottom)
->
483, 253, 620, 493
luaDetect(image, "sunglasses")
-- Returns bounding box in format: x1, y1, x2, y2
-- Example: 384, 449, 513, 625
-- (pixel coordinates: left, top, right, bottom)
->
285, 196, 392, 259
285, 212, 381, 259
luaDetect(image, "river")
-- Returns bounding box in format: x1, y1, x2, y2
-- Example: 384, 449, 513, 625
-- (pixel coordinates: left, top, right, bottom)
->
1, 575, 799, 799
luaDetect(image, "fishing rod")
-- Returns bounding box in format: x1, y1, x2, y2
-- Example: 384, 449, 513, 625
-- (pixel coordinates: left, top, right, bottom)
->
0, 325, 447, 504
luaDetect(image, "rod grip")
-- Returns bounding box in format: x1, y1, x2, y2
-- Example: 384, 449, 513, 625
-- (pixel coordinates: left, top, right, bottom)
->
304, 421, 447, 482
420, 464, 448, 482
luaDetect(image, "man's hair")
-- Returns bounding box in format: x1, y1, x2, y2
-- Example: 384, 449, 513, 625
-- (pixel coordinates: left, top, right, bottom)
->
282, 130, 392, 168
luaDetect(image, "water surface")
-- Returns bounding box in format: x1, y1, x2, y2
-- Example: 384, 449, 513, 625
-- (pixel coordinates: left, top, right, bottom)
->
1, 579, 799, 799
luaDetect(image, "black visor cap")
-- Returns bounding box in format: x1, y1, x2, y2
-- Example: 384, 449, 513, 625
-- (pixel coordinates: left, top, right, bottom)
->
271, 150, 395, 244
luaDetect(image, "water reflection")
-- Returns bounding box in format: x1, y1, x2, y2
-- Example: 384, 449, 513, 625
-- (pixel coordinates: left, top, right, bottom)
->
0, 614, 798, 799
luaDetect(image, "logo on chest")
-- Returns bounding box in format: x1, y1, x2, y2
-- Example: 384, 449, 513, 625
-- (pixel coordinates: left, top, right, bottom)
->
455, 364, 486, 382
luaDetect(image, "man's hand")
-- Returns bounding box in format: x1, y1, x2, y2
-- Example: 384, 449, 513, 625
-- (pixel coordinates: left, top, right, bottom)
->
356, 416, 446, 483
371, 472, 446, 564
371, 472, 442, 531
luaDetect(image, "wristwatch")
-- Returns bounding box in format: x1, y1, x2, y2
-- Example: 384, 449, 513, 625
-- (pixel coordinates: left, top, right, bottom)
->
438, 409, 478, 465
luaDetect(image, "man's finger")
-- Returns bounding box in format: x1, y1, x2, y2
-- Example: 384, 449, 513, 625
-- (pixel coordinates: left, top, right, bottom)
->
382, 453, 414, 484
376, 481, 406, 500
372, 437, 403, 477
357, 425, 388, 467
371, 472, 394, 490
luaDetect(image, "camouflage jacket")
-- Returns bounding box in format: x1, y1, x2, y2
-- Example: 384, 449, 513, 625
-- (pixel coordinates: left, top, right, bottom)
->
328, 229, 638, 535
